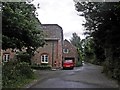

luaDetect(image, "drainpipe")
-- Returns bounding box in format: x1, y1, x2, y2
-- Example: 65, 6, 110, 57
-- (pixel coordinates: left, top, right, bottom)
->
52, 41, 54, 67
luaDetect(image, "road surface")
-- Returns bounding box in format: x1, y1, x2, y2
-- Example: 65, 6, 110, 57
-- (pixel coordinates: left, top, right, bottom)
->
29, 63, 119, 88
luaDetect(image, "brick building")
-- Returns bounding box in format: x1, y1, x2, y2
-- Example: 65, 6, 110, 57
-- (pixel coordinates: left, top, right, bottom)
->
63, 39, 79, 66
2, 24, 79, 68
2, 48, 27, 62
2, 48, 17, 62
32, 24, 63, 68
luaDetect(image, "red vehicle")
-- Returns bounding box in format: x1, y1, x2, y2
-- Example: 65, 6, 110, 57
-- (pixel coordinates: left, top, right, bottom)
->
63, 60, 74, 69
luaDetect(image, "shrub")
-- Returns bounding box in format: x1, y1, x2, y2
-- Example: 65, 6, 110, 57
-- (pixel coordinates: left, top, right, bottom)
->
76, 61, 82, 67
113, 60, 120, 82
31, 64, 52, 70
16, 62, 34, 78
16, 52, 31, 64
2, 61, 34, 88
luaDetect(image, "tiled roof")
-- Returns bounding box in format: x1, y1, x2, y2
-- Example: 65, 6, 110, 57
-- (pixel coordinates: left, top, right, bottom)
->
63, 39, 77, 49
40, 24, 63, 40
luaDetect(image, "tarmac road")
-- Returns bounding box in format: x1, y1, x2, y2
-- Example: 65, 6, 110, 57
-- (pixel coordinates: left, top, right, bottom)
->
29, 63, 119, 88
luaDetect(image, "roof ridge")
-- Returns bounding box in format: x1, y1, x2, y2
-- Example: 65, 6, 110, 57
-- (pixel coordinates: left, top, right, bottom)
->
64, 39, 77, 49
41, 24, 63, 30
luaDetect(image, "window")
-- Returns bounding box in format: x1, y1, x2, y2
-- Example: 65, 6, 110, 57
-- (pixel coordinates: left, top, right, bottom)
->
41, 54, 48, 63
3, 54, 10, 62
63, 49, 69, 53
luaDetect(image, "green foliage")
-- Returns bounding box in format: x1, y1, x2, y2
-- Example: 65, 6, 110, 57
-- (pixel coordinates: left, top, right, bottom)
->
2, 2, 45, 55
31, 63, 52, 70
70, 33, 82, 49
75, 2, 120, 82
16, 52, 31, 64
83, 37, 96, 64
70, 32, 84, 62
75, 61, 82, 67
103, 51, 120, 81
16, 62, 34, 78
2, 61, 35, 88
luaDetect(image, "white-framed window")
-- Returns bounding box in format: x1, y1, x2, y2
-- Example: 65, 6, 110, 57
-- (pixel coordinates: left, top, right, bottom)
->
3, 54, 10, 62
63, 49, 69, 53
41, 54, 48, 63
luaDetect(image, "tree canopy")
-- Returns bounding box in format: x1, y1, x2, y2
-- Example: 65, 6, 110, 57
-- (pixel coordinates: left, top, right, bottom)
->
2, 2, 45, 54
70, 32, 83, 62
75, 1, 120, 81
70, 33, 81, 48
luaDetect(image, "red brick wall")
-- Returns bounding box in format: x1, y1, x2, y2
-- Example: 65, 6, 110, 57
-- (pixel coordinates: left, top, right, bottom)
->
32, 40, 63, 68
63, 40, 79, 65
32, 24, 63, 68
57, 39, 63, 68
2, 49, 16, 61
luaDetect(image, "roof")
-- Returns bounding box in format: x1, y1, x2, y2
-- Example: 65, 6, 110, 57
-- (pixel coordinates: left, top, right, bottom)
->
40, 24, 63, 40
41, 24, 62, 29
64, 39, 77, 49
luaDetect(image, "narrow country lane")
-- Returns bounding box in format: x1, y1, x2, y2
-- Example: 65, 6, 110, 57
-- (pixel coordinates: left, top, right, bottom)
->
30, 63, 119, 88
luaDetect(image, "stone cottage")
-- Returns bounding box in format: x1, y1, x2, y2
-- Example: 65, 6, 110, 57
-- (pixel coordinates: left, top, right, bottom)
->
32, 24, 63, 68
63, 39, 79, 66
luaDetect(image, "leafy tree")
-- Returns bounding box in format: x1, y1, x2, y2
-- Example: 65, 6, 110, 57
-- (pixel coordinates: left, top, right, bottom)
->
74, 1, 120, 81
70, 32, 83, 63
70, 32, 83, 51
2, 2, 45, 56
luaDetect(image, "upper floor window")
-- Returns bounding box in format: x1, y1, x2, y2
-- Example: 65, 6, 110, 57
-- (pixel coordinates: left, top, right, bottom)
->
63, 49, 69, 53
41, 54, 48, 63
3, 54, 10, 62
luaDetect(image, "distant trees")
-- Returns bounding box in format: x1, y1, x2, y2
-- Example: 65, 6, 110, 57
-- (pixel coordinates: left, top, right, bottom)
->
70, 33, 83, 51
2, 2, 45, 56
83, 37, 95, 63
74, 1, 120, 81
70, 32, 83, 65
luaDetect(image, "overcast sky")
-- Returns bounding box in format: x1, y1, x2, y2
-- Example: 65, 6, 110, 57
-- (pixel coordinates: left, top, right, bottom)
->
32, 0, 86, 40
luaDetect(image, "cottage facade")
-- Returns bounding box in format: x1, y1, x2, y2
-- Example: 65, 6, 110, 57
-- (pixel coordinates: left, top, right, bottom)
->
2, 24, 79, 68
32, 24, 63, 68
2, 47, 27, 62
2, 49, 16, 62
63, 39, 79, 66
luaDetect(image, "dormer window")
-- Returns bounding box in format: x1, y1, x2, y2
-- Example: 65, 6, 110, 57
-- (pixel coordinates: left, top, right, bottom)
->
63, 49, 69, 53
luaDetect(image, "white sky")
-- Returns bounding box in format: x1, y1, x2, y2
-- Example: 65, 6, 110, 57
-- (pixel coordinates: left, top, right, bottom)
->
32, 0, 86, 40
